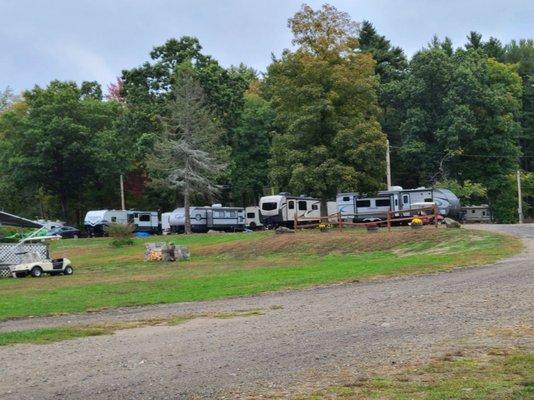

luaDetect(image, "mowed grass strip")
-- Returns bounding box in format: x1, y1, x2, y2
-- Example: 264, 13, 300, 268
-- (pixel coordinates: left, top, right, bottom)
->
0, 228, 521, 320
0, 309, 264, 346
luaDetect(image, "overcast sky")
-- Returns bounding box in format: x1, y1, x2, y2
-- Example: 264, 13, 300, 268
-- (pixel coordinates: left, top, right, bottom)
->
1, 0, 533, 93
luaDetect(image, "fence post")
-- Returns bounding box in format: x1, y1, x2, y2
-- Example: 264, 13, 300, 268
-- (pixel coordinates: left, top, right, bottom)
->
387, 210, 392, 232
434, 205, 439, 228
338, 212, 343, 231
294, 213, 298, 231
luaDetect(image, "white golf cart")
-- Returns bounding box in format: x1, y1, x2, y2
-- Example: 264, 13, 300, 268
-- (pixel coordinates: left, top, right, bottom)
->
0, 228, 74, 278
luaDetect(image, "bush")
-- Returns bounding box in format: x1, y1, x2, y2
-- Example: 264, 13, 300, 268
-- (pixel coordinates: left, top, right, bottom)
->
105, 223, 135, 247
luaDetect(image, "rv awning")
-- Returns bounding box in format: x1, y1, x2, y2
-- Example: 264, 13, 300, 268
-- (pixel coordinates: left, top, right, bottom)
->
0, 211, 43, 228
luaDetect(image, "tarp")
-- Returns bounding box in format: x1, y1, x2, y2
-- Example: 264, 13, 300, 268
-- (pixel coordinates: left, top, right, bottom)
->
0, 211, 43, 228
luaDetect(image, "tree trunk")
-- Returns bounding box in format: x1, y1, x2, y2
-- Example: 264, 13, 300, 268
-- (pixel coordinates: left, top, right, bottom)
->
320, 197, 328, 219
60, 194, 69, 223
184, 186, 192, 235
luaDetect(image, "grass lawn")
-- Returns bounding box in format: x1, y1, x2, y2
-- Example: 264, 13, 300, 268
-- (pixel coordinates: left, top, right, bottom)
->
0, 227, 522, 321
298, 348, 533, 400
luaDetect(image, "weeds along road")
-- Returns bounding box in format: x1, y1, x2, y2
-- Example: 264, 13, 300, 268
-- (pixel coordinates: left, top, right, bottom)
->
1, 224, 533, 399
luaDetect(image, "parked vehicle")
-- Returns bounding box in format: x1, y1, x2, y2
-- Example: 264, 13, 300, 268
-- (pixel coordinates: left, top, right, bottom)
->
245, 206, 263, 230
259, 193, 322, 228
168, 204, 245, 233
84, 210, 160, 237
10, 257, 73, 278
461, 204, 491, 223
337, 186, 460, 222
0, 232, 73, 278
49, 226, 83, 239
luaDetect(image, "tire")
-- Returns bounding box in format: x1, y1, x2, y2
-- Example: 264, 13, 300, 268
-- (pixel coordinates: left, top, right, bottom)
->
63, 266, 74, 276
31, 266, 43, 278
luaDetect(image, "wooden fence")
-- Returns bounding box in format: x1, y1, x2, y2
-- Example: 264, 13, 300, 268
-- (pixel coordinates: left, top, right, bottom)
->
293, 205, 440, 232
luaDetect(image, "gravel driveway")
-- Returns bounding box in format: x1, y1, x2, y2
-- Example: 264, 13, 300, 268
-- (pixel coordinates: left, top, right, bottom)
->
1, 224, 532, 399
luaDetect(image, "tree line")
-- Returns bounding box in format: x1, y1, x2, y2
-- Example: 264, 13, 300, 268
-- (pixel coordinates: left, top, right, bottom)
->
0, 4, 532, 224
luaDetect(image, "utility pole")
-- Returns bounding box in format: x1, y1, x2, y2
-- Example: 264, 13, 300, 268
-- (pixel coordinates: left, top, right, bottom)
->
120, 174, 126, 210
386, 139, 392, 190
517, 170, 523, 224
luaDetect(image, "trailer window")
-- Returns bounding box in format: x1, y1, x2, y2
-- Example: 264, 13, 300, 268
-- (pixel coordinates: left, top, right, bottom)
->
247, 212, 255, 218
288, 201, 294, 209
424, 198, 433, 202
262, 202, 277, 211
343, 196, 350, 202
356, 200, 371, 208
376, 199, 390, 207
311, 204, 318, 210
213, 211, 223, 218
403, 195, 409, 204
139, 214, 151, 222
298, 201, 307, 211
111, 217, 117, 222
226, 211, 237, 218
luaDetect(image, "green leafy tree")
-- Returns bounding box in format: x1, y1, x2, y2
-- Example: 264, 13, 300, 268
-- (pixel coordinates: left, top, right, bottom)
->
358, 21, 408, 185
0, 81, 124, 222
265, 4, 386, 211
229, 90, 274, 206
504, 39, 534, 174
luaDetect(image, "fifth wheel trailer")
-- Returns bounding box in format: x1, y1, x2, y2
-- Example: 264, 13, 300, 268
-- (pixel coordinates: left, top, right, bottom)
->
336, 187, 460, 222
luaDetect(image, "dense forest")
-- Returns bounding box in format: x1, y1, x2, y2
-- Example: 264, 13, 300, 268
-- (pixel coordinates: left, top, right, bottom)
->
0, 4, 532, 224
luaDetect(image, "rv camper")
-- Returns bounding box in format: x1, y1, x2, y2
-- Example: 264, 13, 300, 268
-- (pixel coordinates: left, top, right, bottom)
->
84, 210, 160, 237
168, 205, 245, 233
461, 205, 491, 223
336, 187, 460, 222
245, 206, 263, 230
259, 193, 322, 228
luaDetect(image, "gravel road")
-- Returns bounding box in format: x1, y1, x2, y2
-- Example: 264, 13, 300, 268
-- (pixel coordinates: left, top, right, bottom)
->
1, 224, 532, 399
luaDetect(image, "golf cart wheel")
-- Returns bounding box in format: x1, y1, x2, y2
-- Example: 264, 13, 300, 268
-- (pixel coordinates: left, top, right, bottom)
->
31, 266, 43, 278
64, 266, 74, 275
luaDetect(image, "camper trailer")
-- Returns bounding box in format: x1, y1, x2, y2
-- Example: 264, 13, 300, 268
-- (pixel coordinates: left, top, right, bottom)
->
337, 187, 460, 222
245, 206, 263, 230
168, 205, 245, 233
259, 193, 322, 228
461, 205, 491, 223
84, 210, 160, 237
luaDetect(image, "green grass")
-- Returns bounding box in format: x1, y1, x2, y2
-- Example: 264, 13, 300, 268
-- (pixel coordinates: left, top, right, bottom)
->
299, 349, 534, 399
0, 228, 521, 321
0, 326, 110, 345
0, 309, 264, 346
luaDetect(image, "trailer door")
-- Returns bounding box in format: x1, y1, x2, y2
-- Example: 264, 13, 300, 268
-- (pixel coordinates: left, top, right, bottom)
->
206, 210, 214, 229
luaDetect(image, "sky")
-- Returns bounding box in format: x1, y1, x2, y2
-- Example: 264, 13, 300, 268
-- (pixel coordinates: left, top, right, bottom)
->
1, 0, 533, 93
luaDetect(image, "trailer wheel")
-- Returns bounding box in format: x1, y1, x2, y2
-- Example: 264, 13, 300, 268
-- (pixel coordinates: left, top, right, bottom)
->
63, 266, 74, 275
31, 266, 43, 277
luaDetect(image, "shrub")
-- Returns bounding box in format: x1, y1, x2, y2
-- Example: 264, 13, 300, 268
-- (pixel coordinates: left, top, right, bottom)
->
105, 223, 135, 247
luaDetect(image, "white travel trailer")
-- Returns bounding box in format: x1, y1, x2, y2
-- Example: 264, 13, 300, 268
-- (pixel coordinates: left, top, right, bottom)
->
245, 206, 263, 229
84, 210, 160, 236
259, 193, 322, 228
168, 205, 245, 233
337, 187, 460, 222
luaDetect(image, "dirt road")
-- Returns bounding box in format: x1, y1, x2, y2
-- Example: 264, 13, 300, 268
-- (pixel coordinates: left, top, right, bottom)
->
1, 224, 532, 399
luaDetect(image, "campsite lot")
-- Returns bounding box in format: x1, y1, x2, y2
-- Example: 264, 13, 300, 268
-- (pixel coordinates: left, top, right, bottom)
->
0, 227, 521, 321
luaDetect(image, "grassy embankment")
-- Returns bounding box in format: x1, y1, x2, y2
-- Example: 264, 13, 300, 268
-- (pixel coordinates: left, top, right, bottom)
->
0, 227, 522, 321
